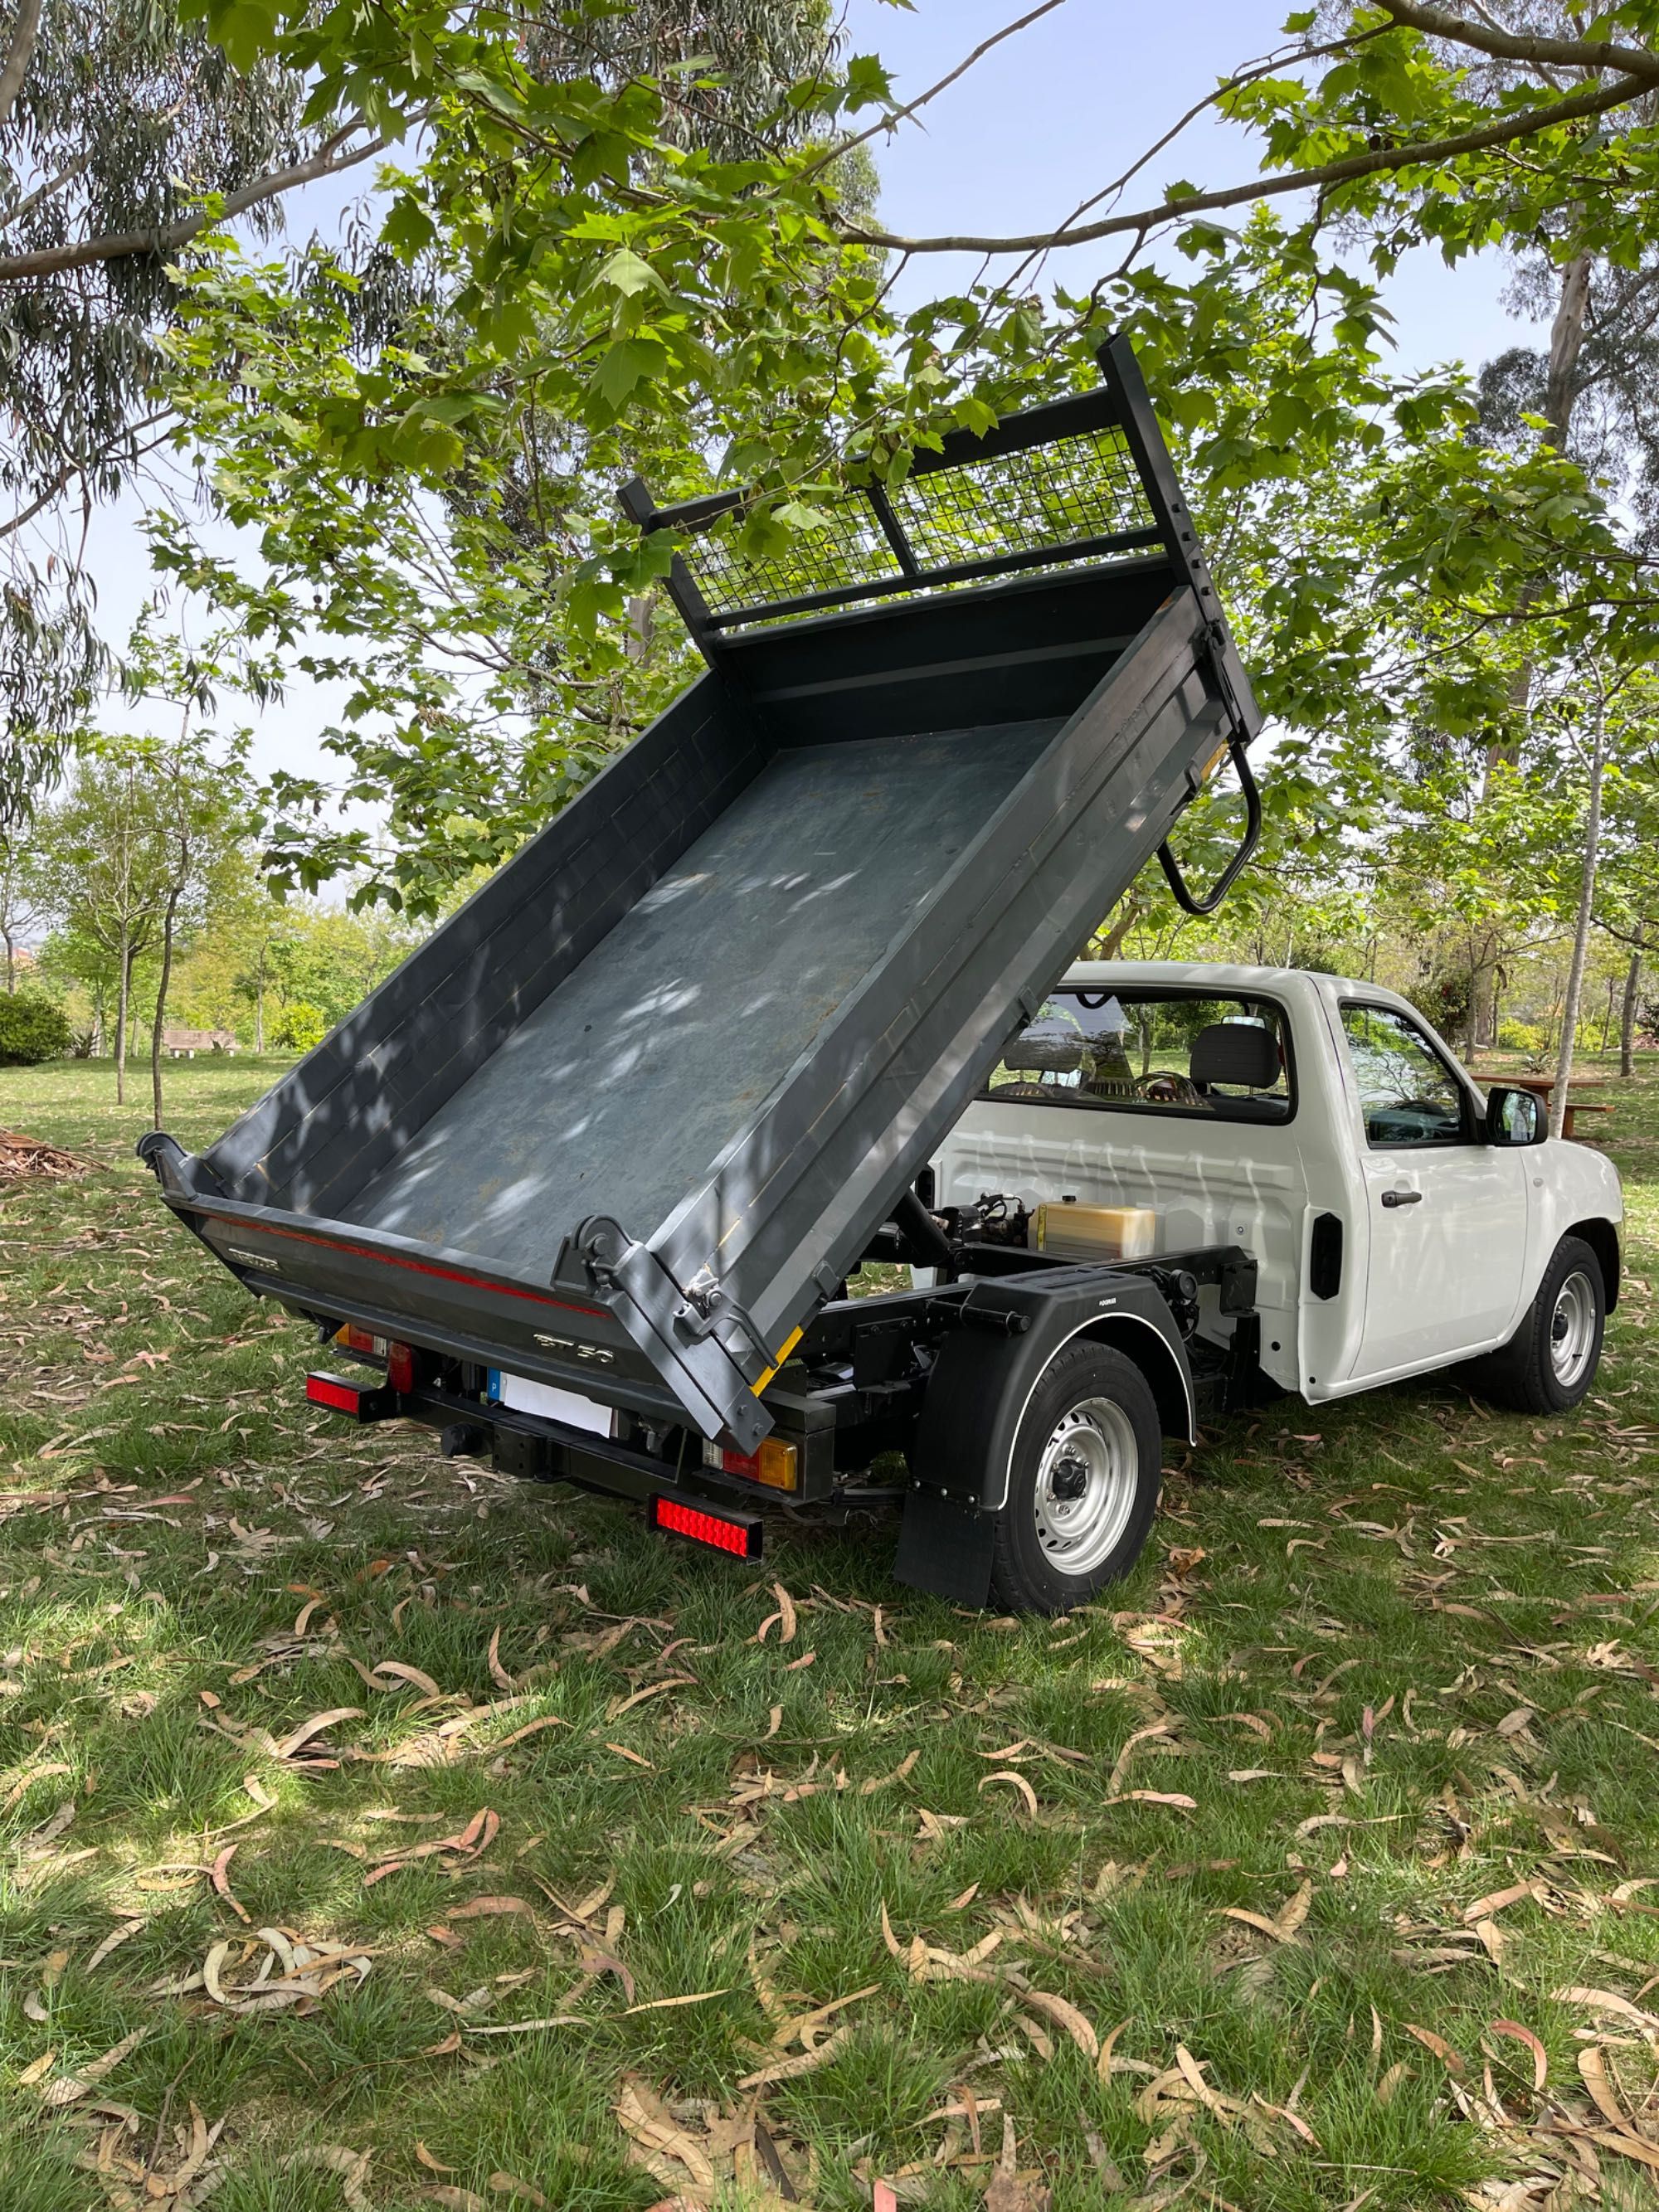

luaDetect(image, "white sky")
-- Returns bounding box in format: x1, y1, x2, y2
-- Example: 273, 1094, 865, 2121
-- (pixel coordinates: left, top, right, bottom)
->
90, 0, 1531, 792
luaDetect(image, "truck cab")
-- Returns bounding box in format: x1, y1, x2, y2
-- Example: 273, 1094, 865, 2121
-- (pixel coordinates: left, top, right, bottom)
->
935, 960, 1623, 1406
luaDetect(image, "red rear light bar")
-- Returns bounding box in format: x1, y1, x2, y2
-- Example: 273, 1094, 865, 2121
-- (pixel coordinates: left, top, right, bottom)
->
649, 1493, 762, 1560
306, 1372, 397, 1422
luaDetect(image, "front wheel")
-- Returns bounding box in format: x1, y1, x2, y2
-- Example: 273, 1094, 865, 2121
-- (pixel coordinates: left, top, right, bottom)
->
1467, 1234, 1607, 1414
989, 1342, 1162, 1615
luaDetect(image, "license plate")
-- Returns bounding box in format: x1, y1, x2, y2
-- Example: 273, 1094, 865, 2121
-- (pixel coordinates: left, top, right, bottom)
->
489, 1369, 614, 1437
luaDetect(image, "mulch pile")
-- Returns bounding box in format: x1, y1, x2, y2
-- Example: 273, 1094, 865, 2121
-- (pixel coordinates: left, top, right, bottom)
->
0, 1128, 90, 1179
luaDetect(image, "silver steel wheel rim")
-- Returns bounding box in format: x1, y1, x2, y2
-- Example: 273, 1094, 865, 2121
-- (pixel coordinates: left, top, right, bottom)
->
1032, 1396, 1139, 1574
1549, 1270, 1597, 1388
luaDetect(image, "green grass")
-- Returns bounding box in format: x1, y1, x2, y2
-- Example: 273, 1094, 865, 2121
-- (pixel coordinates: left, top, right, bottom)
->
1, 1050, 1657, 2210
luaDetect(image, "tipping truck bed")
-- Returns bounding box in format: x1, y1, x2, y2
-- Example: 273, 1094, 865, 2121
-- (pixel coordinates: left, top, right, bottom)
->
142, 337, 1262, 1456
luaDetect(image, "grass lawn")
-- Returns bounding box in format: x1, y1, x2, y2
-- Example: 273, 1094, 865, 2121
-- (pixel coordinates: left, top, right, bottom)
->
1, 1052, 1657, 2212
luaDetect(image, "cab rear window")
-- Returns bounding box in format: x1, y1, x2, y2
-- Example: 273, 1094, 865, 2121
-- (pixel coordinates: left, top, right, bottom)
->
980, 989, 1293, 1123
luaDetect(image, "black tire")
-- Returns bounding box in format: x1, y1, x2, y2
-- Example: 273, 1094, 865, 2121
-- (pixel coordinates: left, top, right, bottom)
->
1467, 1234, 1606, 1414
988, 1341, 1162, 1616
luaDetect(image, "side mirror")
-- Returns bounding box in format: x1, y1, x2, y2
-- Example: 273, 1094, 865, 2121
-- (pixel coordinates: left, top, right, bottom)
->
1486, 1085, 1547, 1146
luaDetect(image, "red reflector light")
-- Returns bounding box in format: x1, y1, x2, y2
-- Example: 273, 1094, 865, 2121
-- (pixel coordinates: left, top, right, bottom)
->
649, 1495, 759, 1558
386, 1340, 416, 1393
305, 1371, 395, 1422
307, 1373, 367, 1413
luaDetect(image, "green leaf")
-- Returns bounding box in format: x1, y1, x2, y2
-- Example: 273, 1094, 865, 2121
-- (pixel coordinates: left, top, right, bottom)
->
590, 337, 664, 411
595, 247, 666, 299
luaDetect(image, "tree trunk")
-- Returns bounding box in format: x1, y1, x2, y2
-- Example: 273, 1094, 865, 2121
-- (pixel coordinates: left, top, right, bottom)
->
1472, 249, 1598, 1053
2, 929, 12, 992
1545, 252, 1593, 448
1620, 947, 1642, 1079
152, 885, 182, 1129
255, 963, 265, 1054
1551, 688, 1608, 1140
114, 931, 131, 1103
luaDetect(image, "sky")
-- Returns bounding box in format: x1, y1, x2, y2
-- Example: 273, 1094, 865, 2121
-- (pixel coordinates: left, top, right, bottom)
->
93, 0, 1535, 793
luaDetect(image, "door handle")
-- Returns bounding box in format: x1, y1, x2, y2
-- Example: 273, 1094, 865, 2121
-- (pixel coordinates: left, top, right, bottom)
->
1380, 1189, 1423, 1208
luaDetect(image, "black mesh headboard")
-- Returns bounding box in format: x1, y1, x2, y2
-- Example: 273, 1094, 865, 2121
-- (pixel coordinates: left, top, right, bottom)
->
617, 333, 1231, 663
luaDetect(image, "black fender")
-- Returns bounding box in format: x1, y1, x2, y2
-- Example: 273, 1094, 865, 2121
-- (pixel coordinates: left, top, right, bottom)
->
894, 1266, 1193, 1606
913, 1266, 1194, 1511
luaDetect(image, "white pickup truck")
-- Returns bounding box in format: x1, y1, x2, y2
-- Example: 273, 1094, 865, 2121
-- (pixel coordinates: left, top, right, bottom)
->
938, 959, 1623, 1411
268, 957, 1625, 1620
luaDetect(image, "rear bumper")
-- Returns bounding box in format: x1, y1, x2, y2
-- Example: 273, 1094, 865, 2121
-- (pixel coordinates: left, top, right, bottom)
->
337, 1373, 781, 1519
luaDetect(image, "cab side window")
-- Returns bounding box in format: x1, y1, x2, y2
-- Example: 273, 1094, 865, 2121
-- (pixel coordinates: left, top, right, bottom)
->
1340, 1004, 1469, 1148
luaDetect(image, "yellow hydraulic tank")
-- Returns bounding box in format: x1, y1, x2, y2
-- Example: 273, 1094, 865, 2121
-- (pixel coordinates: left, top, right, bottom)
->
1029, 1201, 1158, 1263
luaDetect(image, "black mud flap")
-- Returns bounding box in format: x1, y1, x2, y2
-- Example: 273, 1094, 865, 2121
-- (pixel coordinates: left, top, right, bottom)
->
893, 1485, 997, 1607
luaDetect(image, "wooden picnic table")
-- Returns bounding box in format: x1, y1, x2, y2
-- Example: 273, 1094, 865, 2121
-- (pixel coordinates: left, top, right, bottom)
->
1505, 1073, 1613, 1143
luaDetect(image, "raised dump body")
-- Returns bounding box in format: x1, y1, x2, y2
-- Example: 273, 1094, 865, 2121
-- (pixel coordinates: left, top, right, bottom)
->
143, 337, 1261, 1453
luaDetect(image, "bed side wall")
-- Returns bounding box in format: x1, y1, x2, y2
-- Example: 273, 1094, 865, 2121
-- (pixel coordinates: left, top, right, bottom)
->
202, 669, 767, 1217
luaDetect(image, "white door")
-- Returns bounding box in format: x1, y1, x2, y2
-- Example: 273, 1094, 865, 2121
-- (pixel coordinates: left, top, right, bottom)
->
1338, 1002, 1529, 1380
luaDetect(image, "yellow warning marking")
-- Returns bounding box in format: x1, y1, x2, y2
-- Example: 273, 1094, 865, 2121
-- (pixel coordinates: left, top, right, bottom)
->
751, 1325, 805, 1398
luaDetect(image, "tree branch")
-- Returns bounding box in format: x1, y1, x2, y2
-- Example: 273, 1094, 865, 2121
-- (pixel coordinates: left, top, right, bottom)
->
1375, 1, 1659, 90
0, 0, 42, 131
0, 126, 389, 284
842, 71, 1647, 255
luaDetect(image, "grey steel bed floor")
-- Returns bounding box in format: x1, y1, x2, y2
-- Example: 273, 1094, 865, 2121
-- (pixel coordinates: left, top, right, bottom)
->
343, 722, 1059, 1276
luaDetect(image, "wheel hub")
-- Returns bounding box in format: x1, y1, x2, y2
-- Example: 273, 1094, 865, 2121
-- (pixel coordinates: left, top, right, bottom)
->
1049, 1453, 1089, 1502
1548, 1269, 1596, 1388
1031, 1398, 1140, 1575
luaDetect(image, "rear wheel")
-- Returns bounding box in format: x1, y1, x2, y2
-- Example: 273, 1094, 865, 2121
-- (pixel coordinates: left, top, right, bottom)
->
989, 1342, 1161, 1615
1467, 1234, 1606, 1414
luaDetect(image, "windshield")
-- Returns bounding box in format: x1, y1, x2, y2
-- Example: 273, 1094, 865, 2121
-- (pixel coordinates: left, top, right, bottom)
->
980, 989, 1293, 1123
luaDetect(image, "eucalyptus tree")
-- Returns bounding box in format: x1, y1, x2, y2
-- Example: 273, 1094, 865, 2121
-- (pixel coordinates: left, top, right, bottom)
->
0, 0, 392, 813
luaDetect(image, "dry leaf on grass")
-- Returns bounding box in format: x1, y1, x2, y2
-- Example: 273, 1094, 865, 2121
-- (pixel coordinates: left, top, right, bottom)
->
449, 1895, 533, 1922
488, 2178, 548, 2208
1019, 1990, 1098, 2059
271, 1708, 364, 1762
767, 1982, 878, 2051
1215, 1881, 1310, 1948
1552, 1985, 1659, 2030
85, 1921, 144, 1973
757, 1583, 798, 1645
1462, 1879, 1540, 1924
463, 2015, 586, 2037
202, 1928, 371, 2013
416, 2191, 487, 2211
978, 1770, 1039, 1816
1375, 2060, 1410, 2104
1096, 2018, 1131, 2083
1403, 2023, 1464, 2073
1578, 2044, 1637, 2132
738, 2024, 852, 2088
289, 2145, 373, 2211
487, 1628, 516, 1692
1101, 1788, 1197, 1811
982, 2115, 1051, 2212
615, 2075, 718, 2193
37, 2027, 146, 2108
1488, 2018, 1548, 2090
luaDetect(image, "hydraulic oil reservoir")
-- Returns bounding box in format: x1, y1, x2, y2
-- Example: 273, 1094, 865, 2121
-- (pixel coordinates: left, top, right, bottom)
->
1030, 1201, 1157, 1263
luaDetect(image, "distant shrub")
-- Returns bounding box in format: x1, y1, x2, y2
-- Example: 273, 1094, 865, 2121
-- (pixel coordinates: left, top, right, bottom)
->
274, 1000, 328, 1053
1497, 1018, 1545, 1054
0, 993, 71, 1064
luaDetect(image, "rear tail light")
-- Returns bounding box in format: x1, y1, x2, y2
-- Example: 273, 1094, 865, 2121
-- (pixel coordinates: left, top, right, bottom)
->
649, 1495, 762, 1559
306, 1372, 396, 1422
334, 1325, 387, 1357
386, 1340, 416, 1393
701, 1437, 798, 1491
